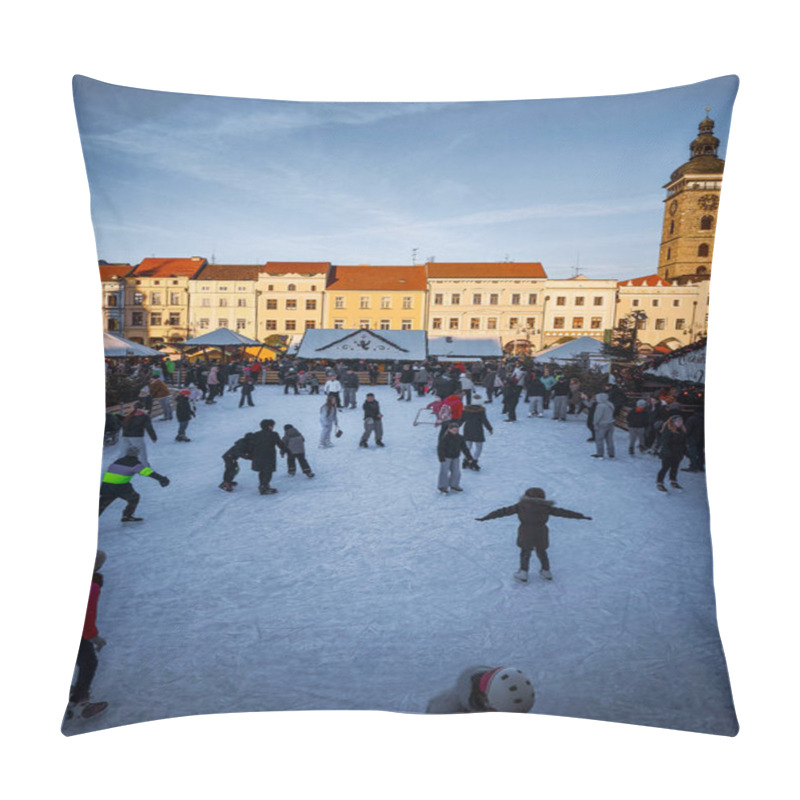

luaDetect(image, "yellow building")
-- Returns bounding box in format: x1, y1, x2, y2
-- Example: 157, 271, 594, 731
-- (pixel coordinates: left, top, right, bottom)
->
616, 275, 709, 352
125, 257, 207, 345
188, 264, 261, 339
658, 113, 725, 283
540, 276, 618, 350
323, 265, 428, 331
256, 262, 329, 342
425, 262, 547, 352
99, 262, 132, 334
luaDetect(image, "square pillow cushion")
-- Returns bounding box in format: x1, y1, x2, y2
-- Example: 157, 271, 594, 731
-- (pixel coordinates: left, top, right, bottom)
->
66, 74, 739, 736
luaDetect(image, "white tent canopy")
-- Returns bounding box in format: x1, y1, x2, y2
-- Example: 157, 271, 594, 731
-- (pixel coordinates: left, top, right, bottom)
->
296, 329, 427, 361
182, 328, 262, 347
103, 332, 161, 358
534, 336, 611, 369
428, 336, 503, 361
646, 343, 706, 383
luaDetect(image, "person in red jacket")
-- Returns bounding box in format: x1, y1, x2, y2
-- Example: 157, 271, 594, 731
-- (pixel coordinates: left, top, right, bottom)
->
65, 551, 109, 724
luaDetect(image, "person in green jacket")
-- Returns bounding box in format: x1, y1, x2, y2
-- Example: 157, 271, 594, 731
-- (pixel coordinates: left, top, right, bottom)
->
99, 445, 170, 522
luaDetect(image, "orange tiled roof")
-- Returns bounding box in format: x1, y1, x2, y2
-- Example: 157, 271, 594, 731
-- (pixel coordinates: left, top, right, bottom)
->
426, 262, 547, 279
262, 262, 331, 275
618, 275, 673, 287
327, 265, 428, 292
99, 263, 133, 281
132, 257, 207, 278
195, 264, 261, 281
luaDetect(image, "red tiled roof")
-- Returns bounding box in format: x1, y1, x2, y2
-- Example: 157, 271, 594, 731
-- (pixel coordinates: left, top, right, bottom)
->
426, 262, 547, 279
99, 264, 133, 281
326, 265, 428, 292
262, 262, 331, 275
132, 257, 207, 278
618, 275, 673, 287
195, 264, 261, 281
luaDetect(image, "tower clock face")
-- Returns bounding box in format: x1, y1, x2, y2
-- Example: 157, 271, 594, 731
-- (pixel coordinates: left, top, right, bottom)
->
699, 194, 719, 210
668, 200, 678, 215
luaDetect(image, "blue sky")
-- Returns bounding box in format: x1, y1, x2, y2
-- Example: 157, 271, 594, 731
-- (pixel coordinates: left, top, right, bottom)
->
73, 75, 737, 280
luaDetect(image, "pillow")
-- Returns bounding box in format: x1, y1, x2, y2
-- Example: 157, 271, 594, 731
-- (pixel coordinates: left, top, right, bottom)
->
66, 75, 738, 736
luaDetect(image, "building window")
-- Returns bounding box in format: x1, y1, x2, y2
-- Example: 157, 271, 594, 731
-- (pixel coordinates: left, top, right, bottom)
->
487, 318, 497, 330
666, 248, 671, 260
590, 317, 602, 329
200, 285, 210, 291
593, 297, 603, 306
236, 319, 247, 330
432, 318, 442, 330
651, 299, 659, 307
451, 294, 460, 305
267, 285, 274, 291
218, 318, 228, 329
219, 285, 228, 291
265, 320, 277, 330
401, 320, 412, 331
632, 299, 640, 307
170, 292, 181, 305
199, 318, 210, 329
219, 298, 228, 307
333, 320, 344, 329
511, 293, 520, 305
107, 319, 119, 331
698, 243, 710, 257
636, 318, 647, 330
150, 292, 161, 305
434, 293, 443, 305
286, 299, 297, 310
287, 284, 296, 291
168, 312, 180, 326
675, 318, 686, 330
238, 286, 247, 292
553, 317, 565, 329
672, 299, 681, 307
266, 299, 277, 310
473, 293, 482, 305
449, 318, 459, 329
131, 311, 144, 327
311, 285, 317, 291
237, 298, 247, 307
359, 320, 370, 329
360, 296, 370, 309
306, 299, 316, 310
655, 318, 666, 330
669, 221, 675, 234
133, 292, 144, 306
700, 215, 714, 230
509, 317, 519, 328
402, 296, 412, 309
305, 320, 316, 329
201, 298, 211, 307
575, 296, 585, 306
470, 318, 480, 330
381, 296, 391, 309
556, 296, 566, 306
525, 317, 535, 328
489, 294, 499, 305
379, 319, 391, 330
335, 296, 345, 309
285, 320, 297, 331
572, 317, 584, 329
150, 313, 162, 326
105, 294, 118, 308
528, 293, 537, 305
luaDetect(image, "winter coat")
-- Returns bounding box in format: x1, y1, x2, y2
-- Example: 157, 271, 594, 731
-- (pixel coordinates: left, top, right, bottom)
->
324, 379, 342, 395
362, 399, 382, 420
459, 373, 474, 392
552, 379, 570, 397
399, 367, 415, 384
208, 367, 220, 386
249, 429, 285, 471
149, 379, 171, 400
527, 377, 547, 397
426, 665, 492, 714
282, 426, 306, 455
461, 405, 493, 442
223, 434, 254, 461
626, 405, 648, 429
685, 412, 704, 445
477, 494, 589, 551
437, 431, 472, 462
592, 393, 616, 428
442, 394, 464, 421
175, 395, 195, 422
658, 419, 687, 459
320, 402, 339, 425
122, 410, 157, 441
482, 371, 497, 391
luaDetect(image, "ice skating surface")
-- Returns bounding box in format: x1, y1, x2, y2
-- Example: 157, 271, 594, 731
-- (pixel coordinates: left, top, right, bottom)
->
84, 384, 735, 735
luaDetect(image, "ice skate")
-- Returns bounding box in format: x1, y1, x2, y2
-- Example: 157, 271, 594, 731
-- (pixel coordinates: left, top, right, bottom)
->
539, 569, 553, 581
218, 482, 233, 492
438, 487, 449, 494
657, 482, 667, 492
259, 486, 278, 495
376, 441, 385, 447
304, 470, 315, 478
670, 481, 683, 490
513, 570, 529, 583
121, 515, 143, 522
67, 699, 108, 721
450, 486, 463, 492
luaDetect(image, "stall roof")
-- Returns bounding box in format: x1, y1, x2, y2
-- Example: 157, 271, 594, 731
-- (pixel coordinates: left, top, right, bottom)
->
182, 328, 262, 347
296, 329, 427, 361
533, 336, 610, 366
428, 336, 503, 360
103, 332, 161, 358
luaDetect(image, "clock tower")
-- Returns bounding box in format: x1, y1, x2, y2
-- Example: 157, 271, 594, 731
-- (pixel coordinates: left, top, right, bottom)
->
657, 112, 725, 283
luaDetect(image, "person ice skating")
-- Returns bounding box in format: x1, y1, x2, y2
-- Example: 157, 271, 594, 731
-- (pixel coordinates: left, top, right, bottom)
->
683, 407, 705, 472
99, 445, 170, 521
250, 419, 286, 494
551, 375, 570, 421
206, 364, 220, 403
65, 551, 109, 723
323, 375, 343, 408
120, 403, 157, 466
219, 433, 254, 491
526, 373, 547, 417
437, 421, 476, 494
282, 424, 314, 477
460, 403, 492, 470
149, 375, 173, 420
398, 364, 414, 400
656, 415, 687, 492
283, 368, 299, 395
308, 372, 320, 394
319, 394, 339, 447
626, 399, 648, 455
359, 392, 384, 447
591, 392, 616, 459
342, 368, 360, 408
426, 665, 535, 714
174, 389, 195, 442
475, 487, 591, 581
501, 375, 522, 422
239, 375, 255, 407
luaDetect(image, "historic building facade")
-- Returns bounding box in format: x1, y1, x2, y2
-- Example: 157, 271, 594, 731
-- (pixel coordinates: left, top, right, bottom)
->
99, 262, 132, 334
539, 276, 618, 350
188, 264, 261, 340
657, 113, 725, 283
255, 262, 329, 341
